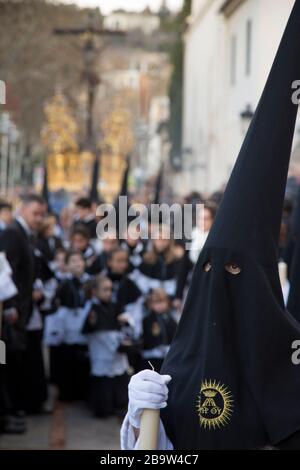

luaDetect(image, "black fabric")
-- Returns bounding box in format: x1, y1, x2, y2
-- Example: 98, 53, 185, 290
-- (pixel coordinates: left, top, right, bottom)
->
161, 1, 300, 450
58, 344, 90, 401
139, 257, 181, 283
42, 167, 52, 213
82, 301, 120, 334
0, 220, 35, 356
56, 277, 87, 309
287, 187, 300, 320
114, 156, 131, 235
23, 330, 47, 413
86, 252, 107, 275
120, 241, 146, 272
277, 429, 300, 450
5, 349, 27, 412
0, 367, 11, 417
106, 271, 141, 310
72, 218, 98, 239
36, 236, 62, 263
89, 373, 128, 417
153, 164, 164, 205
0, 220, 35, 327
142, 311, 177, 351
90, 154, 101, 203
175, 251, 194, 300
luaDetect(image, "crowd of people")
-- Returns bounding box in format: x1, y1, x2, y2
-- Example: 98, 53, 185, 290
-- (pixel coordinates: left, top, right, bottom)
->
0, 191, 217, 435
0, 184, 297, 437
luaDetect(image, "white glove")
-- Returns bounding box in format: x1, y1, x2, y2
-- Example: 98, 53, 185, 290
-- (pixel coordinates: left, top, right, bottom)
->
128, 369, 172, 429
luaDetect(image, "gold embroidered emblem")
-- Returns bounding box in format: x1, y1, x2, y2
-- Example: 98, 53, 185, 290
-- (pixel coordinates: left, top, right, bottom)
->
152, 322, 161, 336
197, 380, 233, 429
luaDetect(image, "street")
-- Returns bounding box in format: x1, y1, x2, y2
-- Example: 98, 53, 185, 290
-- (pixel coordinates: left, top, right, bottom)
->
0, 401, 120, 450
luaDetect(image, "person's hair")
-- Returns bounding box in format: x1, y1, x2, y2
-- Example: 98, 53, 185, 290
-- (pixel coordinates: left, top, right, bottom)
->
75, 197, 92, 209
20, 193, 45, 206
38, 215, 56, 237
55, 246, 67, 258
65, 249, 85, 264
204, 201, 218, 220
0, 200, 12, 212
70, 225, 90, 240
146, 288, 171, 310
84, 273, 110, 299
143, 227, 180, 265
107, 246, 128, 262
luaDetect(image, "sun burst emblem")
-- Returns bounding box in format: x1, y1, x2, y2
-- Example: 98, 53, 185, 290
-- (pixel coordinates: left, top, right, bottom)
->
196, 380, 234, 430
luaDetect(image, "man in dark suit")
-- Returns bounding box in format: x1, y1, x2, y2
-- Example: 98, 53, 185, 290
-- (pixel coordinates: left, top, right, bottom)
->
0, 194, 46, 433
0, 200, 13, 232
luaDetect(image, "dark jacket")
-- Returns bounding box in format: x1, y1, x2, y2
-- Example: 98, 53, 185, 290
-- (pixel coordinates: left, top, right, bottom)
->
0, 220, 35, 350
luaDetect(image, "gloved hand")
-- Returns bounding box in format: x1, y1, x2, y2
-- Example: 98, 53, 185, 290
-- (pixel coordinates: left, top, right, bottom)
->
127, 369, 172, 429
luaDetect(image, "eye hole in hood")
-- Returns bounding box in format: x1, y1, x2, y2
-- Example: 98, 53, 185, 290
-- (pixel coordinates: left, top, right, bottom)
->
225, 263, 241, 275
203, 261, 212, 272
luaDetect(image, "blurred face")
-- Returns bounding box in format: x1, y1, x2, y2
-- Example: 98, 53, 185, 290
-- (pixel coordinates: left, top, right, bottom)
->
102, 236, 119, 253
108, 251, 129, 275
203, 208, 214, 233
43, 216, 56, 238
96, 278, 113, 303
124, 227, 141, 247
71, 234, 89, 252
20, 201, 46, 232
76, 206, 90, 219
0, 208, 13, 225
55, 252, 67, 272
67, 254, 85, 277
153, 237, 171, 253
150, 297, 170, 314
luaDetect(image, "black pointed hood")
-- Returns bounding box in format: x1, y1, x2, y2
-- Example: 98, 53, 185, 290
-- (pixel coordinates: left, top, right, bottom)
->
114, 155, 131, 236
161, 1, 300, 450
119, 154, 131, 198
287, 186, 300, 320
205, 8, 300, 267
42, 165, 52, 213
90, 153, 101, 204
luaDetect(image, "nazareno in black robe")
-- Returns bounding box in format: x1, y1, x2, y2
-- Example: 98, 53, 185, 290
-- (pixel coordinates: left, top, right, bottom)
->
160, 0, 300, 450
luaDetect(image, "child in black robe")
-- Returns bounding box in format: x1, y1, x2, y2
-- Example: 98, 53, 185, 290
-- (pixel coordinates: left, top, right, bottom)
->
55, 251, 90, 401
69, 226, 100, 275
130, 224, 184, 299
140, 288, 178, 372
82, 275, 132, 417
105, 247, 143, 339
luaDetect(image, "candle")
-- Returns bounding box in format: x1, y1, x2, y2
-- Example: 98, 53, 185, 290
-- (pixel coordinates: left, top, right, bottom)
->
138, 408, 160, 450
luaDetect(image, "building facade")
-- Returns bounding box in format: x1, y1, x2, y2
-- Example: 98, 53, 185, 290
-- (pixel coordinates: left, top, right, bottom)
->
180, 0, 297, 195
103, 8, 160, 36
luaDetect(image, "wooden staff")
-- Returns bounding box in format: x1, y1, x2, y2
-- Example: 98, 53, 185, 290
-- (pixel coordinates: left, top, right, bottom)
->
139, 409, 160, 450
138, 362, 161, 450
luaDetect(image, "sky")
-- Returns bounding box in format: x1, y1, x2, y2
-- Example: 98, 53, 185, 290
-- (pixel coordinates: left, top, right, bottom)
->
61, 0, 184, 15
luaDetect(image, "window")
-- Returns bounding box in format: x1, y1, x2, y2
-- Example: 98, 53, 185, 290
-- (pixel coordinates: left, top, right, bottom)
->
246, 19, 252, 76
230, 35, 237, 86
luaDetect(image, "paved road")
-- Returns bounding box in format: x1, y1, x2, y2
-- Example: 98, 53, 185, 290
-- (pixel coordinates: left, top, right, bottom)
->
0, 401, 121, 450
